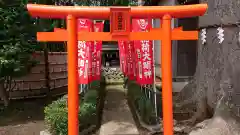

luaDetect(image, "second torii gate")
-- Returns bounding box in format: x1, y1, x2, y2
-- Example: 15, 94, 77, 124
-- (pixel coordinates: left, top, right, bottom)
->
27, 3, 207, 135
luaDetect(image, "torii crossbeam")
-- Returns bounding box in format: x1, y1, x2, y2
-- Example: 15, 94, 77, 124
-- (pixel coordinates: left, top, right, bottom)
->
26, 4, 207, 135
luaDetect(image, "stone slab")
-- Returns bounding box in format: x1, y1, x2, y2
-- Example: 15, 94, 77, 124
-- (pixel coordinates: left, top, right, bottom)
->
98, 85, 139, 135
40, 130, 51, 135
156, 82, 188, 92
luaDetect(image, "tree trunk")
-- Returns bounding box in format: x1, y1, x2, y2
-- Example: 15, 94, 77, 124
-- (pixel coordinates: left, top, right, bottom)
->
0, 79, 9, 106
174, 0, 240, 134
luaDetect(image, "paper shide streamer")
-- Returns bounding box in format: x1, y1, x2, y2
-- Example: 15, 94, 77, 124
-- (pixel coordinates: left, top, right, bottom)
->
217, 27, 224, 44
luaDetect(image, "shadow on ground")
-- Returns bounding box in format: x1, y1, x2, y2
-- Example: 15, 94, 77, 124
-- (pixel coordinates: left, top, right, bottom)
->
0, 96, 60, 135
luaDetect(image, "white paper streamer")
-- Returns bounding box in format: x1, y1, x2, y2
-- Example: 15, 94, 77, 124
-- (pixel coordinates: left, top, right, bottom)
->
238, 31, 240, 43
217, 27, 224, 44
201, 28, 207, 45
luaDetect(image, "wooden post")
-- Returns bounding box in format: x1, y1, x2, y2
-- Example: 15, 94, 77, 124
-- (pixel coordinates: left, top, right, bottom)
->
43, 44, 50, 94
161, 14, 173, 135
66, 15, 79, 135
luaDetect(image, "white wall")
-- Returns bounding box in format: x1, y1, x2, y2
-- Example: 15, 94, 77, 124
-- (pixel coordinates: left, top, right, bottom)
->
153, 0, 178, 77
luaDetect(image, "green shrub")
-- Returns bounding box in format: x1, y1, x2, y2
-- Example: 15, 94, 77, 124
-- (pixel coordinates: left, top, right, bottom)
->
128, 81, 142, 101
79, 102, 97, 124
128, 81, 156, 125
90, 81, 100, 88
44, 89, 98, 135
83, 89, 98, 103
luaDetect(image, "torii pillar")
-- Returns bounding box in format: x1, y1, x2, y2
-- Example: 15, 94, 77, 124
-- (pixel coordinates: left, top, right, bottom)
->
26, 4, 207, 135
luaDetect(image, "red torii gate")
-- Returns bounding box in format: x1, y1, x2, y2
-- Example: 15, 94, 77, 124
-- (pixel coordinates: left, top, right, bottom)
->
26, 4, 207, 135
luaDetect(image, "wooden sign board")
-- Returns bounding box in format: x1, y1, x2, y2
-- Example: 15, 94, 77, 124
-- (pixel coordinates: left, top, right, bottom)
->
110, 7, 130, 36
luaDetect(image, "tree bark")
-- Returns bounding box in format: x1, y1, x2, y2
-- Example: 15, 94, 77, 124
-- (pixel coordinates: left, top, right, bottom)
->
174, 1, 240, 134
175, 27, 240, 134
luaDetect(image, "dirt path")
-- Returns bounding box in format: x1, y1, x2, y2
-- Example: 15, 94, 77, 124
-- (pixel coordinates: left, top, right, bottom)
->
0, 98, 53, 135
97, 85, 139, 135
0, 85, 141, 135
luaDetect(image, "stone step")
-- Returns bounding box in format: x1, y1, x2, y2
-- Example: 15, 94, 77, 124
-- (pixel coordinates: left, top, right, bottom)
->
156, 82, 188, 92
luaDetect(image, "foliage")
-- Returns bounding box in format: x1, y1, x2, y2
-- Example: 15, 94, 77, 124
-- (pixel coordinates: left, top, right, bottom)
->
44, 89, 98, 135
177, 0, 197, 5
83, 89, 98, 103
128, 81, 158, 125
0, 3, 38, 79
0, 1, 39, 106
74, 0, 139, 6
90, 80, 100, 88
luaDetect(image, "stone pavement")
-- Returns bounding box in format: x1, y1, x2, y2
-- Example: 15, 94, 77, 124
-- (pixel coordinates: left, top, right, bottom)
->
98, 85, 139, 135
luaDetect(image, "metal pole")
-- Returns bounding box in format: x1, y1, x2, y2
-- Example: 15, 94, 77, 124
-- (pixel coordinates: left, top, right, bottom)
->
86, 84, 88, 93
81, 84, 82, 94
161, 14, 173, 135
144, 85, 147, 98
67, 15, 79, 135
148, 86, 151, 99
138, 0, 143, 96
152, 18, 158, 123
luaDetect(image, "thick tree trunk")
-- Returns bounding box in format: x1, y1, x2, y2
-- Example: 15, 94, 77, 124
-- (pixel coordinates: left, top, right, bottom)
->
174, 0, 240, 134
0, 79, 9, 106
176, 27, 240, 135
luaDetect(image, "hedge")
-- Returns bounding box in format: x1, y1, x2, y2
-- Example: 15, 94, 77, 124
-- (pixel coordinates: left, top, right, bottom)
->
44, 89, 98, 135
128, 81, 162, 125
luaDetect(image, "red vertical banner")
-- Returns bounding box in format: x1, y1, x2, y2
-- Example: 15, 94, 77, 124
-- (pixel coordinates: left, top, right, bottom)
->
134, 43, 143, 83
132, 45, 136, 78
132, 19, 153, 84
118, 40, 127, 75
118, 41, 122, 72
93, 21, 104, 80
127, 41, 134, 80
141, 40, 153, 84
77, 19, 93, 84
91, 31, 97, 81
87, 40, 93, 83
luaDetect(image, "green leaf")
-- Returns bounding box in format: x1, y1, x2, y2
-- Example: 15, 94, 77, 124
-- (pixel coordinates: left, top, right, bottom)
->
0, 3, 39, 78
